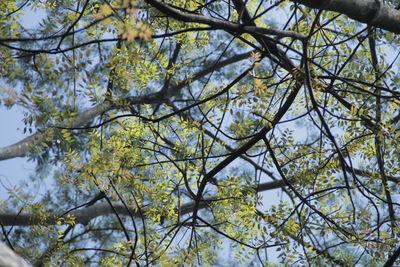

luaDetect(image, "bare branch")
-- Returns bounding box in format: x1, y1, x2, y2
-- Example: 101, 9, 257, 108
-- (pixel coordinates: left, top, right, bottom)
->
144, 0, 307, 39
0, 180, 286, 226
0, 52, 251, 161
293, 0, 400, 33
0, 242, 30, 267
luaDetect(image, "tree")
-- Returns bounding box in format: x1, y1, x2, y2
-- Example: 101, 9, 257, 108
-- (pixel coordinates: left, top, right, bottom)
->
0, 0, 400, 265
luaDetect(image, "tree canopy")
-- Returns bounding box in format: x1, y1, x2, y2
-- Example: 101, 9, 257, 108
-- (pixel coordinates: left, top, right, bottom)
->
1, 0, 400, 265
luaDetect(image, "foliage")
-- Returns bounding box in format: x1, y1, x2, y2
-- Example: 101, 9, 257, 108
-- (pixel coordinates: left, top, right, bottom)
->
1, 0, 400, 266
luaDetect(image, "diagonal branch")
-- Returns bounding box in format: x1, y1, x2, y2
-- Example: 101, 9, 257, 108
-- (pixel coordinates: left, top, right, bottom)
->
0, 52, 251, 161
0, 102, 112, 160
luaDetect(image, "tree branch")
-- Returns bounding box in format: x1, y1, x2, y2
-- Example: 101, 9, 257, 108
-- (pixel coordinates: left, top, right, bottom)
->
293, 0, 400, 33
0, 102, 112, 160
0, 241, 30, 267
144, 0, 306, 39
0, 180, 286, 226
0, 52, 251, 161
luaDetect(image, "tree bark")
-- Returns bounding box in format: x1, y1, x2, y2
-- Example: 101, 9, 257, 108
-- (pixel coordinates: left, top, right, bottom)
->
0, 241, 30, 267
293, 0, 400, 33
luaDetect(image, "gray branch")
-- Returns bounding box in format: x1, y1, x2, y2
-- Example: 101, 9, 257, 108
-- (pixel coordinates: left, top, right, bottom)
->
0, 102, 112, 161
293, 0, 400, 33
0, 180, 286, 226
0, 52, 250, 161
0, 241, 30, 267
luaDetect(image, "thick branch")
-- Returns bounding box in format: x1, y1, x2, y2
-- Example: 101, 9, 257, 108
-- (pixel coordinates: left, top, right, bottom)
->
293, 0, 400, 33
0, 52, 250, 161
0, 242, 30, 267
0, 180, 286, 226
0, 102, 112, 160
